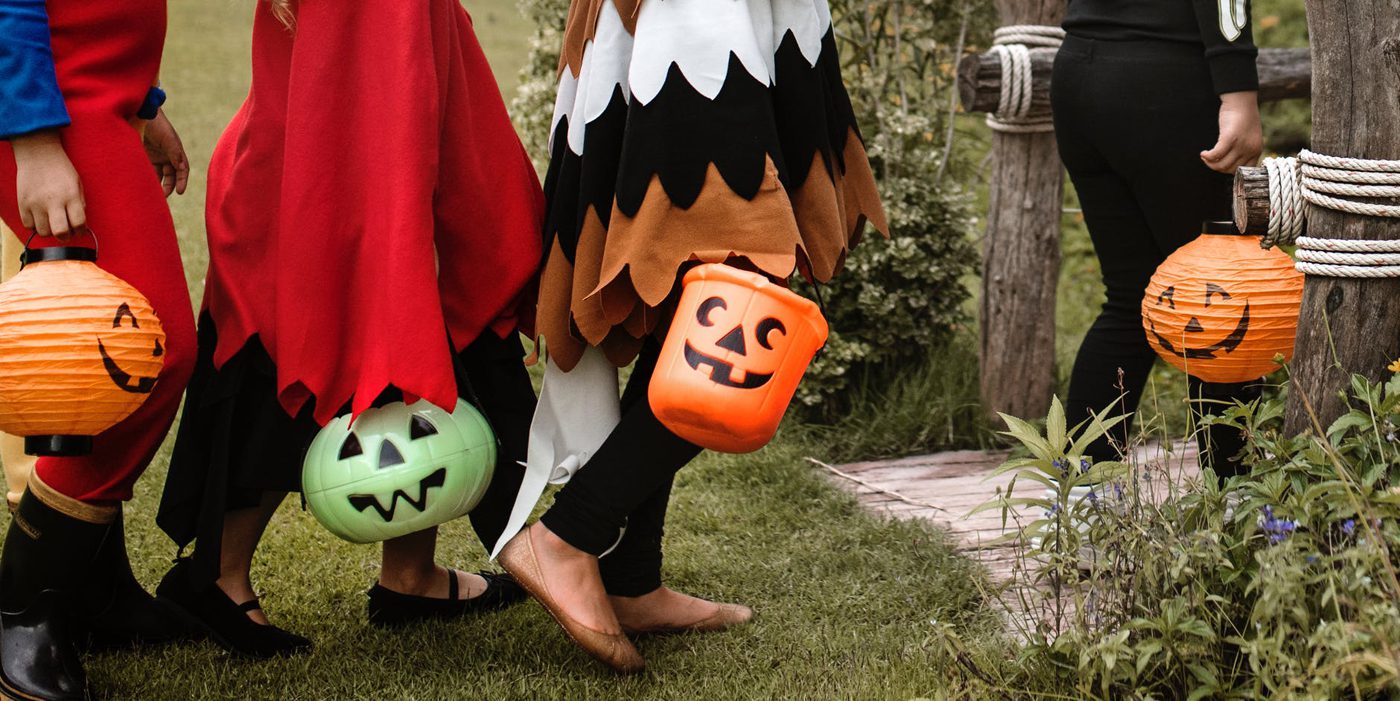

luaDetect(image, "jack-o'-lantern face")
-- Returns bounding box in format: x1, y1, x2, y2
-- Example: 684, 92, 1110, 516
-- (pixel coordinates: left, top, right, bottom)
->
98, 303, 163, 394
301, 400, 497, 544
682, 296, 787, 390
1146, 283, 1249, 360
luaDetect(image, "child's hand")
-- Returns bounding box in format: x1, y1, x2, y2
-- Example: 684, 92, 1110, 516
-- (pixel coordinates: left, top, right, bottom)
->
12, 130, 85, 239
143, 110, 189, 197
1200, 91, 1263, 175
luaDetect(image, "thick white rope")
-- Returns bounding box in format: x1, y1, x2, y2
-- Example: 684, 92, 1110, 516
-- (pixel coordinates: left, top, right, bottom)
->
985, 25, 1063, 135
1295, 236, 1400, 278
1298, 150, 1400, 219
1254, 151, 1400, 277
1261, 156, 1305, 249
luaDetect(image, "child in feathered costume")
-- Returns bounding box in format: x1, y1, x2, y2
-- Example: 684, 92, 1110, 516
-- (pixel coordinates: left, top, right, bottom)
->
496, 0, 887, 673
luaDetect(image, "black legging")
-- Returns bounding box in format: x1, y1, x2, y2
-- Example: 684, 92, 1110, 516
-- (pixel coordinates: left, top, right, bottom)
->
1052, 35, 1259, 476
540, 339, 703, 596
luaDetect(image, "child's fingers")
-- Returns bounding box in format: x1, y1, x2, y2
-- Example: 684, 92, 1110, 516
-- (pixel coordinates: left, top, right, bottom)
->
19, 206, 35, 231
65, 197, 86, 232
160, 163, 176, 197
48, 206, 73, 240
174, 158, 189, 195
28, 208, 49, 238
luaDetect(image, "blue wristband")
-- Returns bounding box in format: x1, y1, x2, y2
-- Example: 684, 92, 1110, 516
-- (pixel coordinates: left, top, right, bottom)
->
136, 85, 166, 120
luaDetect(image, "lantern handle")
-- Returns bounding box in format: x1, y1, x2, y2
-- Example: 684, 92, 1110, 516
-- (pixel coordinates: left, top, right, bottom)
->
18, 227, 99, 270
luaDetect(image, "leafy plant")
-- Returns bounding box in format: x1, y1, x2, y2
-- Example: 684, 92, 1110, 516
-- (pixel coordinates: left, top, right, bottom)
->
793, 0, 989, 419
964, 364, 1400, 699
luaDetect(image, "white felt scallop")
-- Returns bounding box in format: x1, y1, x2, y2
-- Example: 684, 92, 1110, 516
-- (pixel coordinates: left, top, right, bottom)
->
628, 0, 774, 104
770, 0, 829, 67
554, 0, 636, 155
549, 69, 579, 155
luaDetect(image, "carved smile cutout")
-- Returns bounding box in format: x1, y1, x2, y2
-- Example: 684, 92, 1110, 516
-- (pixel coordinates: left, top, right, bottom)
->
1149, 301, 1251, 360
347, 467, 447, 522
98, 303, 162, 394
683, 342, 774, 389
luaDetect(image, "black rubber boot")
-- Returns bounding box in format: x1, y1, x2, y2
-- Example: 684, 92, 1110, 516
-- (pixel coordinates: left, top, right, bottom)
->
81, 509, 201, 649
0, 490, 109, 701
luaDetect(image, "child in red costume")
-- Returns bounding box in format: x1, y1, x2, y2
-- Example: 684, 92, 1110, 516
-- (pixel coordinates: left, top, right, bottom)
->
154, 0, 544, 658
0, 1, 199, 699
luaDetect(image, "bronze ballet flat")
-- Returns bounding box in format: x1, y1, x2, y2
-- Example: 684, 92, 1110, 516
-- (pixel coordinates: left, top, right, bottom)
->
498, 528, 646, 674
620, 602, 754, 636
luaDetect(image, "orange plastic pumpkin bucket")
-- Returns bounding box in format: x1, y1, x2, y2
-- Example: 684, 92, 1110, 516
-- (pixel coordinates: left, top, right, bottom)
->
0, 238, 166, 456
649, 264, 828, 453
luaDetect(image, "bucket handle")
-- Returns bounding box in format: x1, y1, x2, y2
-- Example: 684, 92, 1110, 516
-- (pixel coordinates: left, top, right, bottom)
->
804, 278, 829, 360
18, 227, 100, 270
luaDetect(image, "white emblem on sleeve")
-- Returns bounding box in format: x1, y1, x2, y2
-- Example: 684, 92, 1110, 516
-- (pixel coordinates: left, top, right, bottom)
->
1218, 0, 1247, 42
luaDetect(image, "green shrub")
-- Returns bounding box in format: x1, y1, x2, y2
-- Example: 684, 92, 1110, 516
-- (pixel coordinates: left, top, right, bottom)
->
510, 0, 568, 172
512, 0, 988, 424
969, 363, 1400, 699
792, 0, 989, 420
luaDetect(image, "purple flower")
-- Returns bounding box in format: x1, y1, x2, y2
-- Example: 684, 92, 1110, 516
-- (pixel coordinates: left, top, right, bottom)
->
1079, 458, 1092, 474
1052, 459, 1068, 476
1259, 506, 1298, 545
1342, 519, 1357, 536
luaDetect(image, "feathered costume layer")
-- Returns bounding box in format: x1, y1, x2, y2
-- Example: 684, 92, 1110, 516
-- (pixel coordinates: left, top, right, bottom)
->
536, 0, 887, 371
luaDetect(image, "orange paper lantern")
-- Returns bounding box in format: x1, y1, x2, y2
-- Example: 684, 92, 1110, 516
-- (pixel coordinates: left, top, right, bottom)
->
1142, 222, 1303, 384
0, 245, 165, 455
649, 264, 828, 453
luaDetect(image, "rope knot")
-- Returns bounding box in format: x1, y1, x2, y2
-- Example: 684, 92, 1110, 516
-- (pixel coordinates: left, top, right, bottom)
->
984, 26, 1063, 135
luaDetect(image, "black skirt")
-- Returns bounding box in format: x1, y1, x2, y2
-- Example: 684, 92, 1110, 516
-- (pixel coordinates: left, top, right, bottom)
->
156, 313, 535, 584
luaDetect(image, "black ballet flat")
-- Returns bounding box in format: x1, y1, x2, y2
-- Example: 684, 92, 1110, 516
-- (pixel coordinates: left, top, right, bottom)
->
154, 559, 312, 659
367, 569, 526, 629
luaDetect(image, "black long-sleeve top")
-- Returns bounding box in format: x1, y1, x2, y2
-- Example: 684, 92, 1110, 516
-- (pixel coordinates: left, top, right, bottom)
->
1063, 0, 1259, 94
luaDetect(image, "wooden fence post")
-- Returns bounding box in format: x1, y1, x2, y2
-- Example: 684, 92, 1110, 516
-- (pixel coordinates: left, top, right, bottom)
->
1285, 1, 1400, 433
975, 0, 1066, 424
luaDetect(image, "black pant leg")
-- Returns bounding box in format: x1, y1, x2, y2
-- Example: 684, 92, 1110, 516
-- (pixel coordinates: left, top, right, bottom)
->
541, 340, 703, 556
597, 477, 673, 596
1190, 378, 1260, 478
1054, 47, 1166, 460
458, 332, 537, 554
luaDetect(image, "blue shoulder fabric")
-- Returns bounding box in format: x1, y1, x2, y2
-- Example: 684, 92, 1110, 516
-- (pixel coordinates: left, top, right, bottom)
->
0, 0, 71, 140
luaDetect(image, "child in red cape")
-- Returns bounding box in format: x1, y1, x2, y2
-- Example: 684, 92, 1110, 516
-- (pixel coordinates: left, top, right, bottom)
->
0, 1, 199, 698
154, 0, 543, 658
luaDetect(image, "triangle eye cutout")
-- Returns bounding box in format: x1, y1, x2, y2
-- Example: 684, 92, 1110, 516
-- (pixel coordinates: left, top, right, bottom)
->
410, 415, 438, 440
378, 441, 406, 469
1157, 286, 1176, 310
1205, 283, 1232, 307
339, 433, 363, 460
113, 303, 141, 329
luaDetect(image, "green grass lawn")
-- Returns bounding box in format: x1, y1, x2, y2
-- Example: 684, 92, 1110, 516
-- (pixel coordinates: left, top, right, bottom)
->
0, 3, 1007, 699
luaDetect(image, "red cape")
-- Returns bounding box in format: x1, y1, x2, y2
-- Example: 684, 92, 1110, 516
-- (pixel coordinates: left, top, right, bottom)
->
204, 0, 543, 425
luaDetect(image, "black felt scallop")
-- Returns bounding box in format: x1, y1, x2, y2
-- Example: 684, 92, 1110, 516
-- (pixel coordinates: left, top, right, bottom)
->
771, 28, 861, 190
613, 53, 786, 217
542, 86, 629, 265
541, 26, 865, 265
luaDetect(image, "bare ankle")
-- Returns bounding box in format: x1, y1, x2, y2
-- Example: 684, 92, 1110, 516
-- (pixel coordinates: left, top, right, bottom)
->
534, 523, 591, 560
214, 574, 255, 603
378, 563, 439, 595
